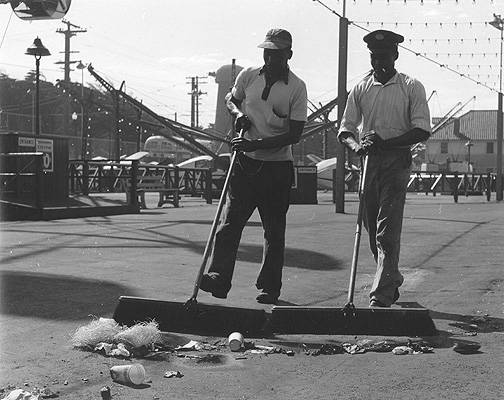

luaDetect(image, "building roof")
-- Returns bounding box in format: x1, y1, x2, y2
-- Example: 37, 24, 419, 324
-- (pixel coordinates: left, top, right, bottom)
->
431, 110, 498, 141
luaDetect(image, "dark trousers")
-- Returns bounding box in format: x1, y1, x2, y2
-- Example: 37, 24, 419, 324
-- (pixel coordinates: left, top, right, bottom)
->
208, 154, 294, 296
363, 150, 411, 306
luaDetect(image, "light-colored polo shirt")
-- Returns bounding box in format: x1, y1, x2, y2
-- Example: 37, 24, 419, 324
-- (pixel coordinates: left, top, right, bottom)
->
232, 66, 307, 161
338, 71, 431, 144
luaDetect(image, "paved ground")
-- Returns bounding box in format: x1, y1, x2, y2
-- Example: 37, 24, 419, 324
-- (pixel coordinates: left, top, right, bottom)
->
1, 192, 503, 399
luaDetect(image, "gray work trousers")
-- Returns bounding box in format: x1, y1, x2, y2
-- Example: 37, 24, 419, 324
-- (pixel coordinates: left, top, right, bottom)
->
362, 149, 412, 306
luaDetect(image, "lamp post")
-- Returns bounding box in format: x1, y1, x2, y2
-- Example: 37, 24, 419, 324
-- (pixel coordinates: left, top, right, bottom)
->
76, 60, 86, 159
489, 13, 503, 201
25, 37, 50, 136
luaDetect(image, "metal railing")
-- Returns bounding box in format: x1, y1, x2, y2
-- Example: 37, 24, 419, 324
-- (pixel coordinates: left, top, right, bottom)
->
67, 160, 214, 205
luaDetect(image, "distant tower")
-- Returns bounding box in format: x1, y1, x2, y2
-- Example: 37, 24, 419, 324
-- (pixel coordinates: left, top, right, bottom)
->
212, 60, 243, 135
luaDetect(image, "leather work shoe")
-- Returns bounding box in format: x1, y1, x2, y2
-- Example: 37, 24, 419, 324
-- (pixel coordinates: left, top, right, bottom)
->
369, 288, 401, 308
199, 274, 227, 299
369, 299, 390, 308
256, 291, 279, 305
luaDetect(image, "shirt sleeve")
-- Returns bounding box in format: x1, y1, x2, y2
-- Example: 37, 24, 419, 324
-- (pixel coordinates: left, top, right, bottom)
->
409, 80, 432, 134
337, 86, 362, 141
231, 68, 248, 101
289, 80, 308, 122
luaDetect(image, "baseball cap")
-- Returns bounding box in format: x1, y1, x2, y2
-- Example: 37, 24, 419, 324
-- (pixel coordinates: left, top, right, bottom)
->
258, 28, 292, 50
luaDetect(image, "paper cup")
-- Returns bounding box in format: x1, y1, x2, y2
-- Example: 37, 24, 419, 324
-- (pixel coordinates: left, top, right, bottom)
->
110, 363, 146, 385
228, 332, 244, 352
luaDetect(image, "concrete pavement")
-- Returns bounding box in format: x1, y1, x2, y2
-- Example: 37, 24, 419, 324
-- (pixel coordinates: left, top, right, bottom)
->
1, 192, 503, 399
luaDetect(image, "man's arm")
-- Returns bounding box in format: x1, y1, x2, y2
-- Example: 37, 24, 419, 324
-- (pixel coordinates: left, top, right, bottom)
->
231, 120, 305, 152
364, 127, 430, 151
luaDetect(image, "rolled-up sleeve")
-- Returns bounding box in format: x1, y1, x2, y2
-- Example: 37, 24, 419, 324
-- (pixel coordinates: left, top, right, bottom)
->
409, 80, 432, 134
337, 87, 362, 141
290, 81, 308, 122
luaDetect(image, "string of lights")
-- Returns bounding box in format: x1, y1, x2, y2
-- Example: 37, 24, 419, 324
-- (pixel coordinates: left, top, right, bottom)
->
311, 0, 501, 92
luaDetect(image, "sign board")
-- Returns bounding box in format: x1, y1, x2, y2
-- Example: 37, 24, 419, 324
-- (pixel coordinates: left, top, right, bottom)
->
18, 137, 36, 147
36, 139, 54, 172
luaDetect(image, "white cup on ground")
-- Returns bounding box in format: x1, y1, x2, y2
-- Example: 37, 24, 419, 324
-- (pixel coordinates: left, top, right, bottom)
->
110, 363, 146, 385
228, 332, 244, 352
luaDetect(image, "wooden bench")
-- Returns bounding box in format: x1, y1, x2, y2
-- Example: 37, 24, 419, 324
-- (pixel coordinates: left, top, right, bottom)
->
128, 175, 180, 209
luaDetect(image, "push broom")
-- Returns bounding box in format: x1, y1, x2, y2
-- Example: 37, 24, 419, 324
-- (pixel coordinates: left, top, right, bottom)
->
269, 155, 437, 336
113, 130, 267, 336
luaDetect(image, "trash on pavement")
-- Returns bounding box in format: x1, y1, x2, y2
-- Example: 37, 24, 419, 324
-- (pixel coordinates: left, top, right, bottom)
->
164, 371, 183, 378
1, 389, 39, 400
227, 332, 244, 352
99, 386, 111, 400
392, 346, 413, 355
175, 340, 217, 352
94, 342, 130, 358
311, 344, 345, 356
110, 364, 146, 386
343, 343, 366, 355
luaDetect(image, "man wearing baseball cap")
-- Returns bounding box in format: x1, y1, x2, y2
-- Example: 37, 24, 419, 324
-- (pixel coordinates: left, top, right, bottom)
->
199, 28, 308, 305
338, 30, 431, 307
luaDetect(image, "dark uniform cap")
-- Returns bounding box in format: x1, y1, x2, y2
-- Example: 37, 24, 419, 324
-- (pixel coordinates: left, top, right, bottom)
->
258, 28, 292, 50
363, 30, 404, 51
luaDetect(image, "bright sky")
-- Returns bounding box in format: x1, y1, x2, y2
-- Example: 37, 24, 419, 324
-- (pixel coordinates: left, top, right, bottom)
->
0, 0, 502, 128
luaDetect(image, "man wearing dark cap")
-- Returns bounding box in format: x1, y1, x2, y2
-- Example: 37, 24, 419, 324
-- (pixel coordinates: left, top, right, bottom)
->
199, 28, 307, 304
338, 30, 431, 307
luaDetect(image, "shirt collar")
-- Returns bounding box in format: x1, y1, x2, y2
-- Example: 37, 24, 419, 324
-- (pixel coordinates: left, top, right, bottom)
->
371, 70, 399, 86
259, 65, 290, 84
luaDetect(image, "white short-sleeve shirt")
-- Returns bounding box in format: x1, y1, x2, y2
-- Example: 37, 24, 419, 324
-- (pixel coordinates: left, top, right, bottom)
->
232, 66, 307, 161
338, 72, 431, 144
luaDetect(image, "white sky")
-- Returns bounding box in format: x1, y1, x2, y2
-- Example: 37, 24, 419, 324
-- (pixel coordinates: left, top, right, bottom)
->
0, 0, 502, 128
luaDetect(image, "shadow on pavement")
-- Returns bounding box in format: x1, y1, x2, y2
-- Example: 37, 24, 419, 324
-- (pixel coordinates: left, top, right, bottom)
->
0, 271, 138, 320
237, 244, 344, 271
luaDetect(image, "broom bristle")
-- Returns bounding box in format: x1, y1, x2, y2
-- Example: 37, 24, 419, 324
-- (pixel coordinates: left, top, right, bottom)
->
71, 317, 122, 348
113, 320, 161, 348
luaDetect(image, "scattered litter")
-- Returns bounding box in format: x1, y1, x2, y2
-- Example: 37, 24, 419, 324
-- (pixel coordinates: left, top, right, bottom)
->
62, 382, 67, 387
453, 342, 481, 354
110, 364, 146, 385
99, 386, 111, 400
462, 332, 478, 337
311, 344, 345, 356
114, 321, 161, 348
227, 332, 244, 352
175, 340, 217, 352
164, 371, 183, 379
1, 389, 39, 400
343, 343, 366, 355
235, 355, 248, 360
392, 346, 413, 355
1, 388, 58, 400
392, 343, 434, 355
71, 318, 121, 348
81, 378, 88, 383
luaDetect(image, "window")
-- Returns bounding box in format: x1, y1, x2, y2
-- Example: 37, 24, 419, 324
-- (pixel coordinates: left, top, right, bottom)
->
486, 142, 494, 154
440, 142, 448, 154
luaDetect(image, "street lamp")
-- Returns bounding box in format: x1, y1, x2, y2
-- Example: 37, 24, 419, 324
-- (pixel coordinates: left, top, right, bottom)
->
489, 13, 503, 201
25, 37, 50, 136
76, 60, 86, 159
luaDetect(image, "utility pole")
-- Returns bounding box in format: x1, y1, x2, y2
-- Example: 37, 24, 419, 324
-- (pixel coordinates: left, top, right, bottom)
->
489, 13, 504, 201
56, 19, 86, 138
186, 75, 207, 128
335, 6, 349, 213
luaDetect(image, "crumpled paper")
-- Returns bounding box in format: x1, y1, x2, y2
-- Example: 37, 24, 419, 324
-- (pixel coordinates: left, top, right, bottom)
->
94, 342, 130, 357
1, 389, 39, 400
175, 340, 216, 352
164, 371, 183, 378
